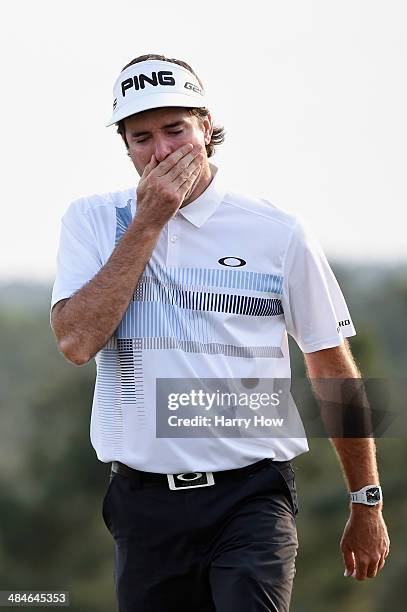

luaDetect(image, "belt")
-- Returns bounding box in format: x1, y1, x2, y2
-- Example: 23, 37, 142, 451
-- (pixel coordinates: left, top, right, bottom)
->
111, 458, 290, 490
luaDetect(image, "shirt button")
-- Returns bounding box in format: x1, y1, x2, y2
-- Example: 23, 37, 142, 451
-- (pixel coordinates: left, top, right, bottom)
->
170, 235, 178, 243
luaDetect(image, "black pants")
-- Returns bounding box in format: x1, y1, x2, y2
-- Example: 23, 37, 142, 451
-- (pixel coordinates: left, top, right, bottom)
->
102, 459, 299, 612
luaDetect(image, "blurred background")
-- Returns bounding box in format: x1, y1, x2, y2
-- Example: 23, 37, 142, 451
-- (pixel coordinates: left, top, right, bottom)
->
1, 1, 406, 610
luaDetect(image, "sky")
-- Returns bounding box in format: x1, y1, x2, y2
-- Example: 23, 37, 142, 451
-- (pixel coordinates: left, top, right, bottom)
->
1, 0, 406, 282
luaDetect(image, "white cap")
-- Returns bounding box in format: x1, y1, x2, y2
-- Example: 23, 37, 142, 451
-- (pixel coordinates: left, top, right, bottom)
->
106, 60, 207, 127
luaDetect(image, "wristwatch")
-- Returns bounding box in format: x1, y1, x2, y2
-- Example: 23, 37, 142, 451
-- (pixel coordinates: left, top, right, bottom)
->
350, 484, 382, 505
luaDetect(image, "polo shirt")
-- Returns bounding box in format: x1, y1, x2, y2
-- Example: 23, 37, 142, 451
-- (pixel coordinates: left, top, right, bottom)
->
51, 163, 356, 473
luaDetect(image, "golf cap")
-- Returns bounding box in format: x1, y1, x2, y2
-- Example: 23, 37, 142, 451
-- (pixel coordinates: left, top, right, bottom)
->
106, 59, 208, 127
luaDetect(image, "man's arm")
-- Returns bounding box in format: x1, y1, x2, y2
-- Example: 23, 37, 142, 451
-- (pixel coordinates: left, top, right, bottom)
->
51, 219, 162, 365
51, 143, 203, 365
303, 340, 390, 581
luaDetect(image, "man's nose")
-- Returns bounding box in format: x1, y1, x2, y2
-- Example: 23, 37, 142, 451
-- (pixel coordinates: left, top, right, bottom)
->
154, 138, 174, 163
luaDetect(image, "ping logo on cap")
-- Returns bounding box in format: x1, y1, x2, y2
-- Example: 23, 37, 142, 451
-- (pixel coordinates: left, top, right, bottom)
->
121, 71, 176, 97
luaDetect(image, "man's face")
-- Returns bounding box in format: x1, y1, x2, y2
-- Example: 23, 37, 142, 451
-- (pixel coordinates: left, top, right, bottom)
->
123, 107, 212, 177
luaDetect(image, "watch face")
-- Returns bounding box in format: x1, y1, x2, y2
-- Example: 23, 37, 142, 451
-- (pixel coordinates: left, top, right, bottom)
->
366, 487, 381, 503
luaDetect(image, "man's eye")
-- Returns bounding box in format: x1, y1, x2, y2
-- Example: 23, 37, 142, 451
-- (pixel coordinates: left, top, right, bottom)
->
169, 130, 183, 135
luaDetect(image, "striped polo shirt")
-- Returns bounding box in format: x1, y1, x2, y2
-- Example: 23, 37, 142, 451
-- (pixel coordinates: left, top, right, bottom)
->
51, 164, 356, 473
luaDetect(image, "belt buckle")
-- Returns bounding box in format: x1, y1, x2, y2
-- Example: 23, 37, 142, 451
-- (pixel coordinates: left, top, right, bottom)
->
167, 471, 215, 490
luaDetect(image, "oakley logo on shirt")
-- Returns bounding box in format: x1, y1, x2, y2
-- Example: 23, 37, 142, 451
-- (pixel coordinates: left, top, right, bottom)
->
218, 257, 247, 268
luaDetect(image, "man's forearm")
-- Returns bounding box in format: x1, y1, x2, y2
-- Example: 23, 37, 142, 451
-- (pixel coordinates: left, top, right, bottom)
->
329, 437, 381, 508
52, 217, 161, 365
304, 341, 382, 508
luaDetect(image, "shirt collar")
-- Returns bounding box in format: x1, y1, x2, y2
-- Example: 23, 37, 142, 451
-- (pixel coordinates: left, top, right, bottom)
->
177, 163, 225, 228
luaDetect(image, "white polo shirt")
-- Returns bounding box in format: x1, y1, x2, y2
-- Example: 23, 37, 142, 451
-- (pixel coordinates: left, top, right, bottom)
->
51, 164, 356, 473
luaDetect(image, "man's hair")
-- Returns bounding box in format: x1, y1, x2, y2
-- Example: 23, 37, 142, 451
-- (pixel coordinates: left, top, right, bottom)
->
115, 53, 225, 158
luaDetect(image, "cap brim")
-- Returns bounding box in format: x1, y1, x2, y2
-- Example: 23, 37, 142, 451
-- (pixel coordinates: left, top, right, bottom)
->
105, 91, 207, 127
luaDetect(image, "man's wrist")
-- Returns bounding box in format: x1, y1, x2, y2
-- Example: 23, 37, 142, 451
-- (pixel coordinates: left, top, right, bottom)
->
131, 214, 165, 236
350, 501, 383, 513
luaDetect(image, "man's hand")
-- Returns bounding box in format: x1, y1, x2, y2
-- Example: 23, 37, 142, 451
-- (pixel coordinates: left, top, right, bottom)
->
340, 506, 390, 580
135, 143, 204, 229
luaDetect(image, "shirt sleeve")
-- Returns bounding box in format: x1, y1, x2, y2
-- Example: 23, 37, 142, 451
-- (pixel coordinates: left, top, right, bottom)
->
281, 218, 356, 353
50, 200, 103, 313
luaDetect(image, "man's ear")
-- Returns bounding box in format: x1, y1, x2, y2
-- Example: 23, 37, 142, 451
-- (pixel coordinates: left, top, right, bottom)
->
203, 112, 213, 145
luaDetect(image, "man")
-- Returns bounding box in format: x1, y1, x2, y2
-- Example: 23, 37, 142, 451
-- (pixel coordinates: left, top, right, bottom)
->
50, 54, 389, 611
